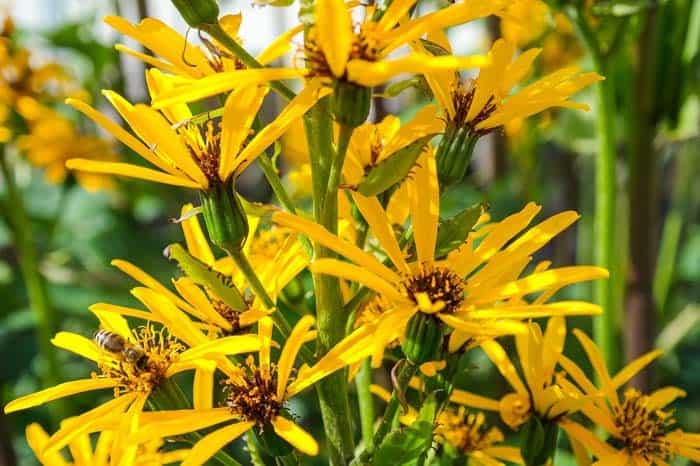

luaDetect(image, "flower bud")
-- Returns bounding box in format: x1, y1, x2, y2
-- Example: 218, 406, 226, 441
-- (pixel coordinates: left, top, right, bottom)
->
170, 0, 219, 28
435, 124, 478, 187
331, 80, 371, 128
401, 312, 443, 365
255, 422, 294, 457
520, 416, 559, 466
200, 182, 249, 252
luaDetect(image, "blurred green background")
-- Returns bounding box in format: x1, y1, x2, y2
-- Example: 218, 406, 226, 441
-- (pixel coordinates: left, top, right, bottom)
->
1, 0, 699, 464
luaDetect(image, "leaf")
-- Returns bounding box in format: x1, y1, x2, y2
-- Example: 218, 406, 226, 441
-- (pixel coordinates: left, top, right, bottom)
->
590, 0, 653, 16
434, 203, 485, 258
374, 394, 437, 466
165, 243, 247, 310
357, 135, 436, 197
376, 77, 426, 98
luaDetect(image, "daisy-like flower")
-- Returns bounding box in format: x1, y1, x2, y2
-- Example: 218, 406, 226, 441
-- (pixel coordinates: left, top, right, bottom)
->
95, 203, 307, 340
558, 330, 700, 465
3, 310, 261, 458
371, 385, 522, 465
65, 69, 327, 191
450, 317, 584, 430
26, 421, 190, 466
132, 316, 374, 465
104, 14, 300, 79
273, 148, 607, 366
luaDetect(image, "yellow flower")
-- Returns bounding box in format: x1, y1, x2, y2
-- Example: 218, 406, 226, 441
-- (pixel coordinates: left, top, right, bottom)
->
94, 203, 307, 340
451, 318, 586, 430
501, 0, 550, 47
4, 310, 260, 456
558, 330, 700, 465
65, 76, 328, 190
16, 101, 118, 191
132, 316, 368, 464
26, 421, 190, 466
425, 38, 602, 135
274, 148, 607, 366
105, 14, 301, 78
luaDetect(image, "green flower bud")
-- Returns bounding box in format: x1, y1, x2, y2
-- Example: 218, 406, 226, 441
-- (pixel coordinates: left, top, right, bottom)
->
520, 416, 559, 466
200, 182, 249, 252
435, 124, 479, 187
171, 0, 219, 28
331, 80, 371, 128
255, 422, 294, 457
401, 312, 443, 365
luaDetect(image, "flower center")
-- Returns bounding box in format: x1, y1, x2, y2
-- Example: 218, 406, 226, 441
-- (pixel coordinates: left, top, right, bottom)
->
212, 299, 243, 335
97, 325, 183, 397
450, 82, 496, 135
223, 357, 285, 425
180, 119, 223, 183
401, 265, 464, 314
303, 26, 379, 79
439, 409, 503, 454
614, 389, 674, 462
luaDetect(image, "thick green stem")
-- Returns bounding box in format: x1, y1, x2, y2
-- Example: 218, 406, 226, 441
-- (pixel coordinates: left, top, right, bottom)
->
258, 152, 297, 215
310, 121, 356, 465
569, 9, 619, 374
0, 151, 65, 420
356, 358, 375, 452
200, 23, 296, 101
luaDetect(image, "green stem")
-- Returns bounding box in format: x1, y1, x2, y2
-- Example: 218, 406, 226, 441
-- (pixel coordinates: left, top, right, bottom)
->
200, 23, 296, 101
309, 118, 355, 465
356, 358, 375, 452
569, 8, 619, 374
258, 152, 297, 215
372, 362, 417, 449
0, 150, 65, 420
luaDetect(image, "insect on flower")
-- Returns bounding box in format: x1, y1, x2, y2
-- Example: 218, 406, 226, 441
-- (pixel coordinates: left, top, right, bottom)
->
94, 329, 148, 369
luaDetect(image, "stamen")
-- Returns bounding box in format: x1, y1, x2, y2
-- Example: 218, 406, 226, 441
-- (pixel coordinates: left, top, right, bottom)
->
450, 82, 497, 135
439, 408, 503, 454
614, 389, 675, 462
222, 356, 286, 425
401, 265, 464, 314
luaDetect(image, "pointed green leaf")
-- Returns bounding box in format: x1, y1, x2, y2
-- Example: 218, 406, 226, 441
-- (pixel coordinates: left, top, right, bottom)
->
435, 203, 485, 258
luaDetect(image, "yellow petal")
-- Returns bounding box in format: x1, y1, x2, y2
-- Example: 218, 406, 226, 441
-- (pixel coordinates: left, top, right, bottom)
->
5, 379, 118, 413
450, 389, 500, 411
572, 329, 618, 406
466, 302, 602, 319
438, 314, 527, 337
219, 85, 269, 181
183, 422, 255, 466
346, 54, 488, 87
180, 203, 215, 265
351, 192, 410, 273
65, 159, 201, 189
273, 210, 400, 282
89, 303, 158, 323
178, 334, 261, 362
480, 340, 528, 395
145, 68, 192, 124
194, 362, 217, 410
310, 259, 405, 303
136, 408, 233, 444
408, 149, 439, 264
257, 24, 304, 65
234, 80, 330, 175
26, 423, 70, 466
259, 317, 274, 380
277, 315, 316, 400
647, 386, 686, 411
151, 69, 307, 109
51, 331, 101, 362
172, 278, 232, 330
315, 0, 352, 77
271, 416, 319, 456
559, 420, 618, 460
610, 349, 663, 390
558, 354, 598, 396
115, 44, 182, 76
378, 0, 419, 30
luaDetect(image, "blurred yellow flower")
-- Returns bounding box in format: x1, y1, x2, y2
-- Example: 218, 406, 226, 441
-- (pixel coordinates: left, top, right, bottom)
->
501, 0, 550, 47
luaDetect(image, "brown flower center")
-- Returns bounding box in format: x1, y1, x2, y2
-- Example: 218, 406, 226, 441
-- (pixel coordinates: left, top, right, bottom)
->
223, 357, 285, 425
303, 25, 380, 79
614, 389, 674, 462
401, 265, 464, 314
180, 119, 223, 183
450, 82, 497, 136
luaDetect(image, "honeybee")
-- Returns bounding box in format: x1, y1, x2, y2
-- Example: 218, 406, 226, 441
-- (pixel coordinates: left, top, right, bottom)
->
94, 329, 147, 368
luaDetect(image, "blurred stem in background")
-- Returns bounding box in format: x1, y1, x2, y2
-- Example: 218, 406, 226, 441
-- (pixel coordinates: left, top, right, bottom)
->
626, 3, 660, 391
567, 7, 620, 374
0, 146, 66, 422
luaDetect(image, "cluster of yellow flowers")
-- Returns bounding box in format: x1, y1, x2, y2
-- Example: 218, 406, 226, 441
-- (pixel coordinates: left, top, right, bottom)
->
4, 1, 699, 466
0, 17, 117, 191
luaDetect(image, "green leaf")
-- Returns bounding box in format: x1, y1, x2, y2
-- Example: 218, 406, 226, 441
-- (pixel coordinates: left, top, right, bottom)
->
374, 394, 437, 466
435, 203, 485, 258
165, 243, 247, 310
591, 0, 653, 16
377, 77, 426, 98
357, 135, 436, 197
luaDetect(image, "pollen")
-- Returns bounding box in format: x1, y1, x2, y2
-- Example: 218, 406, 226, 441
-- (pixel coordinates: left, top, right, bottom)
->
614, 389, 675, 462
180, 119, 224, 183
96, 325, 184, 397
450, 82, 497, 136
401, 265, 464, 314
222, 356, 285, 425
438, 408, 503, 454
212, 299, 243, 335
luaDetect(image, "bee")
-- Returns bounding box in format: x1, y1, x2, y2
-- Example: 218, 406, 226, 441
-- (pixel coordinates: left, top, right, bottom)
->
94, 329, 148, 369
